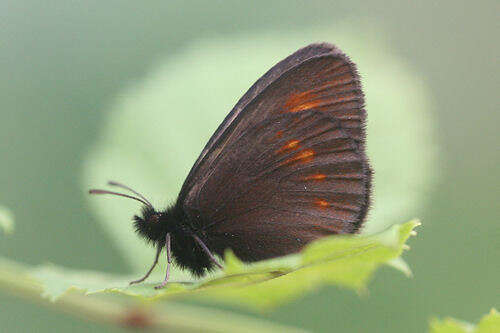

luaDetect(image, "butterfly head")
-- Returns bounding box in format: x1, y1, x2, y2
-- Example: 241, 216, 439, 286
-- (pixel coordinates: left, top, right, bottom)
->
89, 181, 174, 245
132, 205, 170, 244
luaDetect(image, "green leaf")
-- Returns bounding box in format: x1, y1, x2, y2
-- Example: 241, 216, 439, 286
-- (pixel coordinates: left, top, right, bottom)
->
82, 25, 438, 274
430, 309, 499, 333
0, 259, 305, 332
0, 206, 14, 235
429, 318, 474, 333
26, 220, 419, 309
477, 309, 500, 333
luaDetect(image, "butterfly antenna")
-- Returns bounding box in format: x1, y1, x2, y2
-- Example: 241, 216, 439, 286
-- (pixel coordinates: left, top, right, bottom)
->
106, 181, 154, 208
89, 189, 153, 208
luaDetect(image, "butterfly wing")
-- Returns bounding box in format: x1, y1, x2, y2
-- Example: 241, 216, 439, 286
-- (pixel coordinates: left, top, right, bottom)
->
192, 111, 370, 261
180, 43, 351, 199
179, 43, 371, 261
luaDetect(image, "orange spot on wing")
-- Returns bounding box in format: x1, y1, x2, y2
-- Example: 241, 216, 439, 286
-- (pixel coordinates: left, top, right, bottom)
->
283, 149, 315, 164
304, 173, 327, 181
290, 100, 323, 113
315, 199, 330, 208
283, 90, 321, 113
282, 73, 358, 113
275, 130, 284, 138
277, 139, 300, 153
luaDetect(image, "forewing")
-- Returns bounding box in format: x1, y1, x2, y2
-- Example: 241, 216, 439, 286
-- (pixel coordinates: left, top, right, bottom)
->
179, 43, 365, 202
179, 43, 370, 260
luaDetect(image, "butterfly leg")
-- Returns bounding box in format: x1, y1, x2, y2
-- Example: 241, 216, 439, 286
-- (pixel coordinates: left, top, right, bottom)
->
155, 233, 172, 289
193, 234, 223, 269
129, 244, 161, 285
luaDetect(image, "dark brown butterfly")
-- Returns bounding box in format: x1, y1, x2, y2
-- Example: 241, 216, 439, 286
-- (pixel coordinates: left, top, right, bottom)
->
90, 43, 372, 289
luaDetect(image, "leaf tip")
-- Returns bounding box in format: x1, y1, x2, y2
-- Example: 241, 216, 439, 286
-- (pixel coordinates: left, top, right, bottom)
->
386, 257, 413, 277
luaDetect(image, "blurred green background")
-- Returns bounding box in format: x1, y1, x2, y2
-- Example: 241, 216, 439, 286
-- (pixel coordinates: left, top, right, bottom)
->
1, 1, 498, 332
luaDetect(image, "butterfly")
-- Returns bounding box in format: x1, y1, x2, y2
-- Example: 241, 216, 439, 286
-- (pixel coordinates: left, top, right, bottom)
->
90, 43, 372, 289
